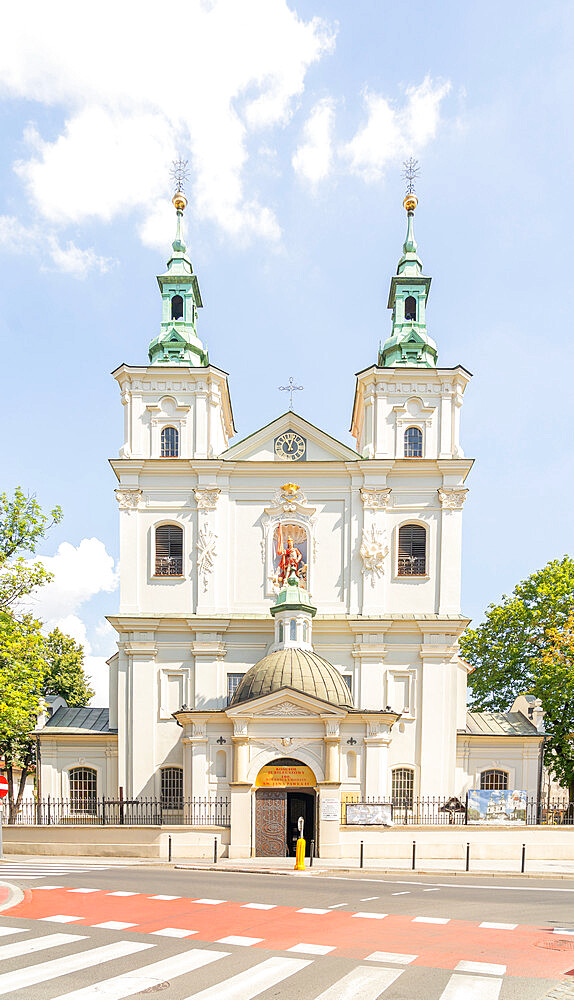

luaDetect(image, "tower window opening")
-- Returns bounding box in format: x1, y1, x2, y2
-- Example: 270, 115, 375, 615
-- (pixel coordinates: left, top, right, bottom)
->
290, 619, 297, 641
404, 296, 417, 321
155, 524, 183, 576
278, 620, 284, 643
161, 426, 179, 458
398, 524, 426, 576
404, 426, 423, 458
171, 295, 184, 320
302, 621, 308, 642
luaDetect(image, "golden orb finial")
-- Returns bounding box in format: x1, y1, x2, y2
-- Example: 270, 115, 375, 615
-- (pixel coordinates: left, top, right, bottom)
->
172, 192, 187, 213
403, 193, 418, 213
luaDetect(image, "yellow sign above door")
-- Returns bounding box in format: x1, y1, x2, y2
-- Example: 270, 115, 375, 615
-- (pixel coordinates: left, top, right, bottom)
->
255, 762, 316, 788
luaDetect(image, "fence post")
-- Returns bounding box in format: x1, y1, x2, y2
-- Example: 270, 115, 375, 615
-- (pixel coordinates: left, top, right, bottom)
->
412, 839, 416, 871
47, 795, 51, 826
119, 786, 124, 826
465, 842, 470, 872
168, 835, 172, 863
309, 839, 314, 866
521, 843, 526, 874
102, 798, 106, 826
360, 840, 364, 869
214, 837, 218, 864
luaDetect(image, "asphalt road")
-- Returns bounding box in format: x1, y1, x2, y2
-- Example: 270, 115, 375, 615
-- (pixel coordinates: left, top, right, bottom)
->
0, 859, 572, 999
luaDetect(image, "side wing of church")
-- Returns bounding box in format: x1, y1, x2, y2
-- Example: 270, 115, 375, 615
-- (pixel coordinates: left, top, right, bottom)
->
37, 186, 543, 857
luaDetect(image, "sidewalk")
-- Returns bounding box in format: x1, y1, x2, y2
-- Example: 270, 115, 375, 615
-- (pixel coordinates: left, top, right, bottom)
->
175, 855, 574, 878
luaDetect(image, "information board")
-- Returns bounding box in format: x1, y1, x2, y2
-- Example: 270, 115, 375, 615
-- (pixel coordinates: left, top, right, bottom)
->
467, 789, 527, 825
255, 763, 316, 788
320, 797, 340, 821
345, 803, 393, 826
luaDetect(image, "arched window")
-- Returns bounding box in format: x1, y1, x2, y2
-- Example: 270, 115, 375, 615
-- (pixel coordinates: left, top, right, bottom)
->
69, 767, 97, 813
404, 295, 417, 321
480, 769, 508, 790
391, 767, 414, 808
278, 620, 284, 643
215, 750, 227, 779
161, 766, 183, 808
161, 426, 179, 458
171, 294, 184, 320
404, 426, 423, 458
290, 619, 297, 641
155, 524, 183, 576
398, 524, 426, 576
302, 621, 308, 642
347, 751, 357, 779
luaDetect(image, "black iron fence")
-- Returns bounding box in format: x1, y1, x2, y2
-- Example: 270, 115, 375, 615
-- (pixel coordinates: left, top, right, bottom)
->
341, 795, 574, 826
1, 796, 230, 827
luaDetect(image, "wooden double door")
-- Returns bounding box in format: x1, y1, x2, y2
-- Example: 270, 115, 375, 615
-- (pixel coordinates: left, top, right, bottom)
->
255, 788, 316, 857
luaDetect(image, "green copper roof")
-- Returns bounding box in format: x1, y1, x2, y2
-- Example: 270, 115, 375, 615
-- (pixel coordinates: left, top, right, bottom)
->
379, 196, 438, 369
270, 571, 317, 617
230, 648, 353, 708
148, 195, 209, 367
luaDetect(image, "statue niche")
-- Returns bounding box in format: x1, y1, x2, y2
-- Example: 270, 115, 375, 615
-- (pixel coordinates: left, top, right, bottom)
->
273, 523, 308, 588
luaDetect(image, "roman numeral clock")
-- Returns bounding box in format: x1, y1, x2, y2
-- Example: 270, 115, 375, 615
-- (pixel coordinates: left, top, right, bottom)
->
274, 431, 306, 461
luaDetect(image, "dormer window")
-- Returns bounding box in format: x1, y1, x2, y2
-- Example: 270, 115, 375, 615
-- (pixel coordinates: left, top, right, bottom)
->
161, 426, 179, 458
404, 296, 416, 321
171, 295, 184, 320
404, 426, 423, 458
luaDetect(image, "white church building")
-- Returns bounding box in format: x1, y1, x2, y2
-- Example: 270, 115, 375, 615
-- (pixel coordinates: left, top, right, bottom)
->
37, 187, 544, 858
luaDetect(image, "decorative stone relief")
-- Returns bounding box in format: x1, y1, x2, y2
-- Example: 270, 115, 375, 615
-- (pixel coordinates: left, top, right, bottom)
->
360, 524, 389, 587
197, 527, 217, 592
366, 721, 387, 737
324, 721, 340, 738
360, 487, 391, 509
194, 488, 221, 511
258, 701, 316, 717
115, 489, 143, 510
438, 488, 468, 510
191, 722, 207, 738
233, 720, 248, 737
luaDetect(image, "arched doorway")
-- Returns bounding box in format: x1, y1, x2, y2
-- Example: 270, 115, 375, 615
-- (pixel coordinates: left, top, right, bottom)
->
254, 757, 316, 857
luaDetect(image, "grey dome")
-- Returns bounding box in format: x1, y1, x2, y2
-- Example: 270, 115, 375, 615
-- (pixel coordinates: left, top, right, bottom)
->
230, 648, 353, 709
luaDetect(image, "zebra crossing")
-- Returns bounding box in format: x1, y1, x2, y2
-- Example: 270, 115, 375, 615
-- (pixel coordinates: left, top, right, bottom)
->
0, 861, 135, 880
0, 921, 548, 999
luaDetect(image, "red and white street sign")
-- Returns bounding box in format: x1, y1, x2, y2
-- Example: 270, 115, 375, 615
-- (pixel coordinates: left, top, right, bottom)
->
0, 775, 9, 799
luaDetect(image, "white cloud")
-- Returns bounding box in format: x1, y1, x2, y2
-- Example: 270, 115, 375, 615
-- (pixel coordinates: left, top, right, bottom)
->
0, 214, 112, 278
292, 97, 336, 185
32, 537, 118, 623
341, 77, 451, 182
0, 0, 335, 250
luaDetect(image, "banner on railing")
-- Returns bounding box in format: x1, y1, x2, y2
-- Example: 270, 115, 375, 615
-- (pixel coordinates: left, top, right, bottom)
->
467, 789, 527, 825
346, 803, 393, 826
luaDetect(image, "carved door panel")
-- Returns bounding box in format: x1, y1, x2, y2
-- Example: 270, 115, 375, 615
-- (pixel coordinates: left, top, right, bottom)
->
255, 789, 287, 856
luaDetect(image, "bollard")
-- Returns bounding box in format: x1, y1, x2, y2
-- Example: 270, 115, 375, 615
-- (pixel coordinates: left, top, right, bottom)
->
412, 840, 416, 871
294, 838, 306, 871
309, 839, 314, 867
521, 843, 526, 874
466, 842, 470, 872
168, 835, 172, 863
214, 837, 218, 864
360, 840, 364, 869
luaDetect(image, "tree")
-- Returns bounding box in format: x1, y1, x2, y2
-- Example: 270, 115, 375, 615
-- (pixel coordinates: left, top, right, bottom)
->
0, 488, 62, 613
460, 556, 574, 799
534, 614, 574, 801
43, 628, 94, 707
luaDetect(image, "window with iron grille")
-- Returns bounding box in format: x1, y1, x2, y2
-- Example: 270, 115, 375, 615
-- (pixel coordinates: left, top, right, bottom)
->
404, 426, 423, 458
161, 767, 183, 808
227, 673, 244, 705
161, 426, 179, 457
398, 524, 426, 576
69, 767, 97, 813
480, 769, 508, 790
155, 524, 183, 576
391, 767, 414, 807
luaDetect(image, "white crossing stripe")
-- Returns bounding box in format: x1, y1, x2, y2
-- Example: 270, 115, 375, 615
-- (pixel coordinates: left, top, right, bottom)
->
49, 947, 227, 1000
297, 908, 329, 914
150, 895, 181, 900
217, 936, 264, 946
151, 928, 198, 938
365, 951, 417, 965
0, 939, 151, 994
34, 885, 64, 890
438, 973, 503, 999
287, 943, 335, 955
94, 922, 137, 930
0, 932, 85, 960
455, 961, 506, 975
352, 912, 387, 919
182, 956, 311, 1000
193, 898, 226, 905
360, 897, 379, 901
241, 903, 276, 910
40, 915, 83, 923
107, 891, 139, 897
413, 916, 450, 924
479, 921, 516, 930
68, 888, 100, 894
312, 964, 403, 999
0, 927, 25, 938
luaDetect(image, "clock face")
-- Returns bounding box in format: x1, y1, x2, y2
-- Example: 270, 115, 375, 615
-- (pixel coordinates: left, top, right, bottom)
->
274, 431, 306, 462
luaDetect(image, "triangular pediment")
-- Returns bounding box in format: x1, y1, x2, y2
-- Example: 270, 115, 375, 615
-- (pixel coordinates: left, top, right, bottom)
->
221, 412, 359, 463
225, 686, 348, 719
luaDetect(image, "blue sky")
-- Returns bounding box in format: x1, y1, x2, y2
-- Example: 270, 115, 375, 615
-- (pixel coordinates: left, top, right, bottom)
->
2, 1, 573, 704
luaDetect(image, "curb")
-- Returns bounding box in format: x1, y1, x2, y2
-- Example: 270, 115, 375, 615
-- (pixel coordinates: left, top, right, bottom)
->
0, 880, 24, 912
174, 864, 574, 880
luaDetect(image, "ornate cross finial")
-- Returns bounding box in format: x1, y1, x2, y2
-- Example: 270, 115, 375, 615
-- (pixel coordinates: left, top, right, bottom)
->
170, 158, 190, 196
403, 157, 420, 197
279, 376, 303, 411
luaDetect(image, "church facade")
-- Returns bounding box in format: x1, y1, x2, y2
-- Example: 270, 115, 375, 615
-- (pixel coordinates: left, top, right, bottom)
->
37, 187, 544, 857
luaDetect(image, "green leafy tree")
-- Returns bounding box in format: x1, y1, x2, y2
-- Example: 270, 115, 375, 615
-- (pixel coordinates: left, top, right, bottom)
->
43, 628, 94, 707
0, 488, 62, 613
460, 556, 574, 799
534, 614, 574, 801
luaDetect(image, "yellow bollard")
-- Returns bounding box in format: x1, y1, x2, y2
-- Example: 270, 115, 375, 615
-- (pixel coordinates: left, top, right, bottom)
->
294, 837, 306, 871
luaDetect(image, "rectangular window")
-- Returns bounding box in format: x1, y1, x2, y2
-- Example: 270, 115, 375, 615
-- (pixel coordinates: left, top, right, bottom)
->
394, 675, 410, 715
342, 675, 353, 695
227, 673, 244, 705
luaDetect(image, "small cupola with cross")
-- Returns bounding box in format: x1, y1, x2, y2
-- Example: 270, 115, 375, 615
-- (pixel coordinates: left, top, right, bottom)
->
379, 159, 438, 368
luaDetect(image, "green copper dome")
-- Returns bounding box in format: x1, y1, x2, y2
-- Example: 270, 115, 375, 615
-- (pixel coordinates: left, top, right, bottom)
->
230, 648, 353, 709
